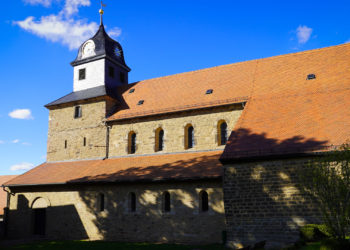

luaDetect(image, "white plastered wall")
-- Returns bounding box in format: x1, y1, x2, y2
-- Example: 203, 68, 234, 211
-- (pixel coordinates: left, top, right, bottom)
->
73, 59, 105, 92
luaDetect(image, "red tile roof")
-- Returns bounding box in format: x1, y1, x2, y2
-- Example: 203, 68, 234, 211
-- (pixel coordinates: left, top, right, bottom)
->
0, 175, 18, 215
4, 151, 222, 186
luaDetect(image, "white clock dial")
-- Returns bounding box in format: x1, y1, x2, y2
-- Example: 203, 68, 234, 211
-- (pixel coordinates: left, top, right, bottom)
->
82, 40, 96, 58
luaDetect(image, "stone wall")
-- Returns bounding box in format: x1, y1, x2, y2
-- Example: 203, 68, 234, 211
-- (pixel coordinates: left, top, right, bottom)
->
223, 158, 322, 249
7, 180, 225, 244
109, 105, 243, 156
47, 98, 112, 162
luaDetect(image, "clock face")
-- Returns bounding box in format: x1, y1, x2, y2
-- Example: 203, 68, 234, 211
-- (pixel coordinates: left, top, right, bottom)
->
82, 40, 96, 58
115, 47, 121, 57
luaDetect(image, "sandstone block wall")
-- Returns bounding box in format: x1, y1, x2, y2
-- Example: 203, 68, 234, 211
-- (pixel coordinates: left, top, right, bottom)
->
109, 105, 243, 156
7, 180, 225, 244
47, 99, 110, 162
223, 158, 322, 249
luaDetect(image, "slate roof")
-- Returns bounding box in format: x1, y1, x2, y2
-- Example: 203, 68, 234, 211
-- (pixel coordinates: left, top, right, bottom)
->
45, 86, 108, 107
0, 175, 17, 215
4, 151, 222, 186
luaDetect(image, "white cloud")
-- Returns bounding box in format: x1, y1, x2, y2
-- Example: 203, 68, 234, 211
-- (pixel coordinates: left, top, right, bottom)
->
12, 139, 20, 144
23, 0, 57, 7
10, 162, 35, 171
16, 0, 122, 50
108, 27, 122, 39
22, 142, 32, 146
296, 25, 313, 44
8, 109, 33, 120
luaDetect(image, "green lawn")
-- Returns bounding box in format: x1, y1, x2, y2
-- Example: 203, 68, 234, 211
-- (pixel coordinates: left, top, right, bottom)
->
2, 240, 227, 250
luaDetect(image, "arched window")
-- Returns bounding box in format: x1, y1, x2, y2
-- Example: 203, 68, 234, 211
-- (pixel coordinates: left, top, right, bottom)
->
217, 120, 228, 146
163, 191, 171, 213
129, 192, 136, 212
98, 193, 105, 212
184, 124, 194, 149
199, 190, 209, 212
155, 128, 164, 152
128, 131, 136, 154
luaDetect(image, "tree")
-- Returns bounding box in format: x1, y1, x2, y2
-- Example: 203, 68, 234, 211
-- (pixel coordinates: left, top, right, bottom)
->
300, 143, 350, 240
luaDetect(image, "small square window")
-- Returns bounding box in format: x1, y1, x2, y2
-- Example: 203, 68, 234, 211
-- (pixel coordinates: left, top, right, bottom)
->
109, 67, 115, 78
120, 72, 125, 83
307, 74, 316, 80
206, 89, 213, 94
74, 106, 82, 118
79, 68, 86, 80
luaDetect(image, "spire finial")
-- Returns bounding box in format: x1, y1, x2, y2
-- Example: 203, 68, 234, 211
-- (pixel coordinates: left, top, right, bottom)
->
99, 1, 106, 25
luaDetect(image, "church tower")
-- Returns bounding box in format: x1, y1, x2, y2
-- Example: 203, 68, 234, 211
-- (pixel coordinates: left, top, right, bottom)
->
70, 12, 130, 93
45, 8, 129, 162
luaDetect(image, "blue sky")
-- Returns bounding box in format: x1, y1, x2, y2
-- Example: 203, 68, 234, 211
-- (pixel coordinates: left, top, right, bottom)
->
1, 0, 350, 175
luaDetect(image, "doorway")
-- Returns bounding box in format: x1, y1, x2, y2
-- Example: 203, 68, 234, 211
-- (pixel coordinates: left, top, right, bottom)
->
33, 208, 46, 236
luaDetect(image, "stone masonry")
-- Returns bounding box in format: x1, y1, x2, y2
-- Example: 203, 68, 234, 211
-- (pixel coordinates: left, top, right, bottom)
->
223, 158, 322, 249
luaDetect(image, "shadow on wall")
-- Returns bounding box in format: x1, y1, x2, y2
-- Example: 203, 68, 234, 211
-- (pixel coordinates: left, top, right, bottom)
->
221, 128, 331, 249
6, 195, 88, 240
77, 181, 225, 244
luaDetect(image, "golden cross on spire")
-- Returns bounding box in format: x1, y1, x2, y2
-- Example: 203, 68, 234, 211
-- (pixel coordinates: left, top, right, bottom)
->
99, 1, 106, 25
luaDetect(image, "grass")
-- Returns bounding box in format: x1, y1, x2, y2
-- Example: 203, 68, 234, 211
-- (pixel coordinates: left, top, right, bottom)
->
2, 240, 227, 250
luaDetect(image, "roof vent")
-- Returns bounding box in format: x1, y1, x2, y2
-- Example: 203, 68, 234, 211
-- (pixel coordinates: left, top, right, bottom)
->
307, 74, 316, 80
137, 100, 144, 105
129, 88, 135, 93
206, 89, 213, 94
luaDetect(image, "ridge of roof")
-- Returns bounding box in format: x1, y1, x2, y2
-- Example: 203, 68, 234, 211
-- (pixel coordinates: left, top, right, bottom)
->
132, 42, 350, 83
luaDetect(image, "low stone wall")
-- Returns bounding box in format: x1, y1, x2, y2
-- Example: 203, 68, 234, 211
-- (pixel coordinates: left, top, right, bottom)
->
7, 180, 225, 244
223, 158, 322, 249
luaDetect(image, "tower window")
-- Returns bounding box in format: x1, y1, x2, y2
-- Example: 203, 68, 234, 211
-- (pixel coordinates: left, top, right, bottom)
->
79, 68, 86, 80
155, 128, 164, 152
307, 74, 316, 80
128, 131, 136, 154
64, 140, 67, 149
184, 124, 194, 149
199, 190, 209, 212
129, 192, 136, 212
98, 193, 105, 212
120, 72, 125, 83
109, 67, 115, 78
74, 106, 82, 118
217, 120, 228, 146
83, 137, 86, 147
163, 191, 171, 213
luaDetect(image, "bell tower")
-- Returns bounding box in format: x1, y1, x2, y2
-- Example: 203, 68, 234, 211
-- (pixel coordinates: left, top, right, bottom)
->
70, 5, 131, 93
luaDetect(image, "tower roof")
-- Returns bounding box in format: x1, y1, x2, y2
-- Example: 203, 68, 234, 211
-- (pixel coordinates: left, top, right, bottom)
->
71, 24, 130, 72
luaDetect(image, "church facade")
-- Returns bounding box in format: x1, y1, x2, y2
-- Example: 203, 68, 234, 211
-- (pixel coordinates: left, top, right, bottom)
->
3, 17, 350, 248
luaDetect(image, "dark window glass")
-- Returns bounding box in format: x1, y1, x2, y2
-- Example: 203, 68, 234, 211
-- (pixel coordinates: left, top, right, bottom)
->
120, 72, 125, 83
200, 191, 209, 212
130, 192, 136, 212
109, 67, 115, 78
307, 74, 316, 80
137, 100, 144, 105
129, 132, 136, 154
129, 88, 135, 93
158, 129, 164, 151
164, 192, 170, 212
79, 68, 86, 80
220, 122, 228, 145
83, 137, 86, 147
99, 193, 105, 212
206, 89, 213, 94
187, 126, 194, 149
64, 140, 67, 149
74, 106, 82, 118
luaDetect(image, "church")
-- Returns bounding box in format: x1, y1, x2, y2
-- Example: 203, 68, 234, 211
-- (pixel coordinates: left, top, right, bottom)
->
2, 9, 350, 249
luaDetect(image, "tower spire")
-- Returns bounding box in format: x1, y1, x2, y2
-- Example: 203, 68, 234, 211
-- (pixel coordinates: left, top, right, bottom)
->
99, 1, 106, 25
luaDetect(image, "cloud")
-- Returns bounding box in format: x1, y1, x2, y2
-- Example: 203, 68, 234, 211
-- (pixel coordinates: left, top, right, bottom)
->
23, 0, 57, 7
296, 25, 313, 44
22, 142, 32, 146
15, 0, 122, 50
8, 109, 33, 119
108, 27, 122, 39
12, 139, 20, 144
10, 162, 35, 171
